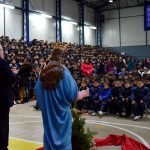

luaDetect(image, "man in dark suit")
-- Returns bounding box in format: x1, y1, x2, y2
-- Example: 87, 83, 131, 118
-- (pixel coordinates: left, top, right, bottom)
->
0, 45, 17, 150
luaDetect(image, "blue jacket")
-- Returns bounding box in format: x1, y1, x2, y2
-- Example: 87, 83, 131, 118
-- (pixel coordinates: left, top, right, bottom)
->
89, 85, 102, 101
99, 88, 111, 101
0, 58, 16, 108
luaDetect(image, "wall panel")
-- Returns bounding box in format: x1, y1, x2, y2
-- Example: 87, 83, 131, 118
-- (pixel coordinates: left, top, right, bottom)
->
84, 6, 95, 25
102, 19, 119, 47
29, 0, 55, 16
30, 16, 55, 42
84, 27, 96, 45
62, 0, 78, 22
5, 0, 21, 7
0, 7, 4, 36
121, 16, 146, 46
5, 9, 22, 39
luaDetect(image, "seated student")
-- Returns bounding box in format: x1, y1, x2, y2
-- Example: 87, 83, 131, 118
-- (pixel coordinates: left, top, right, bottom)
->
120, 81, 133, 118
98, 81, 111, 115
81, 58, 93, 77
119, 68, 126, 78
77, 80, 89, 111
109, 80, 122, 115
131, 78, 150, 120
89, 78, 102, 116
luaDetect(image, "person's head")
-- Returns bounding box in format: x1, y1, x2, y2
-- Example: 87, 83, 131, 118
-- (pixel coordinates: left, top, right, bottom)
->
121, 68, 125, 72
136, 79, 144, 88
124, 81, 131, 88
81, 81, 87, 88
85, 58, 90, 64
93, 78, 99, 88
104, 82, 110, 89
115, 80, 122, 87
0, 45, 4, 59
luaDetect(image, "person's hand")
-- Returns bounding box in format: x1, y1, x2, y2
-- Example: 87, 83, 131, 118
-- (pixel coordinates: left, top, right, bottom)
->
12, 69, 18, 74
84, 90, 89, 97
99, 96, 102, 101
122, 98, 125, 101
126, 98, 128, 101
132, 101, 135, 104
140, 100, 144, 103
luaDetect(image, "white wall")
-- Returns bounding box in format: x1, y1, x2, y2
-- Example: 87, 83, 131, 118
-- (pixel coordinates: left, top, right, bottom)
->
29, 14, 55, 42
84, 26, 96, 45
102, 6, 150, 47
84, 7, 96, 45
0, 7, 4, 36
5, 9, 22, 39
5, 0, 21, 7
29, 0, 55, 16
0, 0, 96, 45
62, 0, 78, 22
102, 19, 119, 47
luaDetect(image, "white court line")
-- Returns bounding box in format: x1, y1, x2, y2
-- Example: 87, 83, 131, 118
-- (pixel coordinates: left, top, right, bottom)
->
10, 120, 150, 148
10, 137, 42, 145
10, 121, 42, 125
86, 121, 150, 148
10, 115, 41, 118
10, 115, 150, 130
86, 119, 150, 130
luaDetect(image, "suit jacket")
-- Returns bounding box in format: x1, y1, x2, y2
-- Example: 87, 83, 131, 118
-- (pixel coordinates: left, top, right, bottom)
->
0, 58, 17, 108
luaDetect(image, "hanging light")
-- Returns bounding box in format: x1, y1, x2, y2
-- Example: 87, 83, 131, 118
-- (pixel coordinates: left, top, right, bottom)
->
109, 0, 113, 3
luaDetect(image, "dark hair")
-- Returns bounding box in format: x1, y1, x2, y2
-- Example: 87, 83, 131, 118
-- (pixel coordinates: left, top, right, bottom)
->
136, 78, 144, 82
50, 48, 65, 62
40, 48, 65, 90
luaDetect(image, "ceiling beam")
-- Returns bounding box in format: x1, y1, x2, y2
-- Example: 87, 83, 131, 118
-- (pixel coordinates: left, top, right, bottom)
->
98, 0, 118, 10
100, 3, 144, 12
74, 0, 96, 9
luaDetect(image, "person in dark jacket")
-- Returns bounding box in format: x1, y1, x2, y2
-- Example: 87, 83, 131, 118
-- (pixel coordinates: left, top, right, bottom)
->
0, 45, 16, 150
77, 80, 89, 111
131, 78, 150, 120
89, 78, 102, 115
18, 59, 32, 103
120, 81, 133, 118
109, 80, 122, 115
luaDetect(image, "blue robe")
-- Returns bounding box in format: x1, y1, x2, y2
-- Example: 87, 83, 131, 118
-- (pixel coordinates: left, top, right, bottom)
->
35, 67, 78, 150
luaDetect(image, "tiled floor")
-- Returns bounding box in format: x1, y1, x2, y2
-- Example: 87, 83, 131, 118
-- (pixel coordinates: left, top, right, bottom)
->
9, 101, 150, 150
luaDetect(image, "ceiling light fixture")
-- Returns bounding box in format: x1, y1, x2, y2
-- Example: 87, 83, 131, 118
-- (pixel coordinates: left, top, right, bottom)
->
0, 4, 15, 9
109, 0, 113, 3
40, 14, 52, 19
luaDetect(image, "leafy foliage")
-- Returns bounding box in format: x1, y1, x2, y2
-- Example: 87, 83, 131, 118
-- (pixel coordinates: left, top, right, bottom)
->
72, 110, 94, 150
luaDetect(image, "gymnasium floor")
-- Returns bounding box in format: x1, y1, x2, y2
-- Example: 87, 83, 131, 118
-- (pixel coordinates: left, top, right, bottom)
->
9, 101, 150, 150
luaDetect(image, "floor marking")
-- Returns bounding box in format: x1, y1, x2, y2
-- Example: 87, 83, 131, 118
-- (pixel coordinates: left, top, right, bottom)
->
86, 119, 150, 130
10, 115, 41, 118
86, 120, 150, 148
9, 137, 42, 150
10, 121, 42, 125
10, 137, 42, 145
10, 120, 150, 148
10, 115, 150, 130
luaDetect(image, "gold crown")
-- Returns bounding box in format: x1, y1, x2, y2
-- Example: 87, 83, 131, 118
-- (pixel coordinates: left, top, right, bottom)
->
53, 42, 67, 49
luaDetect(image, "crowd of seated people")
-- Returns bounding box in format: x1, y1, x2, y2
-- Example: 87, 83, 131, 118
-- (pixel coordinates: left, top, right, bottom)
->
0, 35, 150, 120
